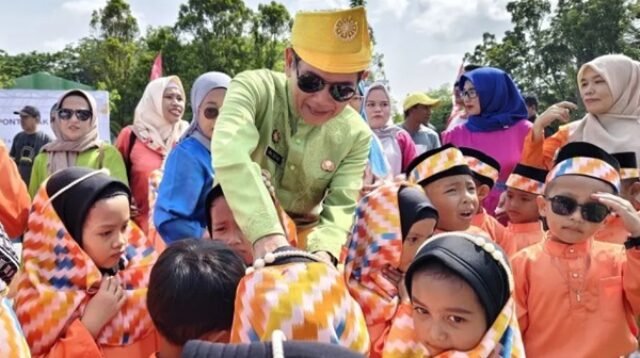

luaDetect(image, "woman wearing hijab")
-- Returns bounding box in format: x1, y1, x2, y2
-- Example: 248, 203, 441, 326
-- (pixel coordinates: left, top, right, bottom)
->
116, 76, 188, 234
344, 182, 438, 357
364, 83, 417, 178
14, 167, 158, 357
154, 72, 231, 244
28, 90, 127, 197
521, 54, 640, 170
442, 67, 531, 216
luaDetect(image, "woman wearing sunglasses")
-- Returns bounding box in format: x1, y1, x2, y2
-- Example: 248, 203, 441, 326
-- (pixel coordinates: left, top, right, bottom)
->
442, 67, 531, 217
28, 90, 127, 197
212, 7, 372, 264
511, 141, 640, 357
521, 54, 640, 171
154, 72, 231, 245
116, 76, 188, 234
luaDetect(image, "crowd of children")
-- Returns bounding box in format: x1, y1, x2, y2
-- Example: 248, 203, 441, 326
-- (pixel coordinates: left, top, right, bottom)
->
1, 5, 640, 358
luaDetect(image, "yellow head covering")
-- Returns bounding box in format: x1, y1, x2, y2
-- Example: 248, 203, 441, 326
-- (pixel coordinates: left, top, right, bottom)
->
291, 7, 372, 74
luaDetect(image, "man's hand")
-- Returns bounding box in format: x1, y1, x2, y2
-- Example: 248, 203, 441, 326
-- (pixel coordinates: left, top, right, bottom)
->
253, 234, 289, 259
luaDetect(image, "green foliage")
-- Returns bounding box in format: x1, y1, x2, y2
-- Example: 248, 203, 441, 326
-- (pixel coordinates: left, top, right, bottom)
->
426, 85, 453, 132
465, 0, 640, 113
1, 0, 299, 138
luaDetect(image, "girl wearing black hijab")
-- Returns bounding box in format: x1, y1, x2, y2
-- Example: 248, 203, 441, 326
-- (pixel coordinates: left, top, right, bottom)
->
14, 167, 158, 357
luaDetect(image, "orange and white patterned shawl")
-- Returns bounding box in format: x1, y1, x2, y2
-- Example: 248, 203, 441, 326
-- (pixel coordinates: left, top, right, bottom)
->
14, 184, 157, 355
230, 260, 369, 355
0, 297, 30, 357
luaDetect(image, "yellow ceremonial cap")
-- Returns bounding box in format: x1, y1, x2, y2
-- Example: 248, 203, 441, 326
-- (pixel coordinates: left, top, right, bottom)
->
291, 7, 372, 74
403, 92, 441, 111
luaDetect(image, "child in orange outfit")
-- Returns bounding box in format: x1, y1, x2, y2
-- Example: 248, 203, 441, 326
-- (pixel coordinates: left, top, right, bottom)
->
503, 163, 548, 256
594, 152, 640, 245
14, 168, 158, 357
459, 147, 510, 250
344, 182, 438, 357
404, 144, 482, 235
511, 142, 640, 357
147, 239, 245, 358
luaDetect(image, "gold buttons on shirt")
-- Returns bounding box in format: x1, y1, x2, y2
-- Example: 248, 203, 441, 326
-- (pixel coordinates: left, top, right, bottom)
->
572, 273, 579, 278
568, 248, 575, 254
290, 165, 296, 171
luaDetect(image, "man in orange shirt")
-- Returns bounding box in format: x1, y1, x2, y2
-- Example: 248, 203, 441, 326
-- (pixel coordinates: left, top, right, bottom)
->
595, 152, 640, 245
504, 163, 548, 256
511, 142, 640, 357
0, 140, 30, 238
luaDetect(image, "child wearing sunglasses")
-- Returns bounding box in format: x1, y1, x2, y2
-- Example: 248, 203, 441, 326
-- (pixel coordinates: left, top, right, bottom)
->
511, 142, 640, 357
594, 152, 640, 245
29, 90, 128, 198
503, 163, 548, 255
459, 147, 510, 252
211, 7, 373, 264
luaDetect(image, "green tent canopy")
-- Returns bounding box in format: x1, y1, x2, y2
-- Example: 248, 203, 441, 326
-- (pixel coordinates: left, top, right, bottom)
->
8, 72, 93, 90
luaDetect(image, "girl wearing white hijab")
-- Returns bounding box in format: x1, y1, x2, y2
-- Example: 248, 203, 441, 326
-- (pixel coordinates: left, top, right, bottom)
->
363, 83, 417, 177
154, 72, 231, 244
521, 54, 640, 170
116, 76, 188, 234
29, 89, 127, 197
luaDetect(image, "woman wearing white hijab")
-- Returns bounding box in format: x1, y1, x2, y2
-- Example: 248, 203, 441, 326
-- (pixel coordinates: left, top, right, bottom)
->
154, 72, 231, 244
363, 83, 417, 177
116, 76, 188, 234
29, 89, 127, 197
521, 54, 640, 169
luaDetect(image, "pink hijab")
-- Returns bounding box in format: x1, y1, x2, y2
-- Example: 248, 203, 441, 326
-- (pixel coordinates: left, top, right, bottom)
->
42, 90, 101, 175
569, 54, 640, 161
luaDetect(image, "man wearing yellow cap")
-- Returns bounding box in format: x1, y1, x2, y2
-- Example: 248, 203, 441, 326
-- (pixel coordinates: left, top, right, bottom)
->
212, 7, 372, 263
401, 92, 441, 154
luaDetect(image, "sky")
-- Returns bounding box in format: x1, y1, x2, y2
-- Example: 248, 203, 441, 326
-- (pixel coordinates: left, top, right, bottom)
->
0, 0, 516, 103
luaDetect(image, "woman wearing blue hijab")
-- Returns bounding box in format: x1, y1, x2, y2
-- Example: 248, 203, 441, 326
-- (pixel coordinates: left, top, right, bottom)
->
154, 72, 231, 243
442, 67, 531, 216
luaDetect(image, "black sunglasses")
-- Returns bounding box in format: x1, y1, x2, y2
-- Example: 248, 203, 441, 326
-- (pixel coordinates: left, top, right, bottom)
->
203, 107, 219, 120
546, 195, 610, 223
57, 108, 92, 121
293, 56, 357, 102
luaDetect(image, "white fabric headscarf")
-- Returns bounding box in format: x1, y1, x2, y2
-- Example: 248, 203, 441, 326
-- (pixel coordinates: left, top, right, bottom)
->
132, 76, 189, 155
42, 90, 101, 174
180, 72, 232, 149
568, 54, 640, 162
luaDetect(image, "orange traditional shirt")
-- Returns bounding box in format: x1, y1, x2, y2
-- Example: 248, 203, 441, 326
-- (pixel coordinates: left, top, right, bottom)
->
519, 125, 570, 170
511, 237, 640, 357
471, 209, 512, 254
505, 221, 545, 256
594, 215, 633, 246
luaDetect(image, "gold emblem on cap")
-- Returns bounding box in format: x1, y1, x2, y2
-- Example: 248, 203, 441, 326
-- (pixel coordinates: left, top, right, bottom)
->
321, 160, 336, 172
334, 16, 358, 41
272, 129, 281, 143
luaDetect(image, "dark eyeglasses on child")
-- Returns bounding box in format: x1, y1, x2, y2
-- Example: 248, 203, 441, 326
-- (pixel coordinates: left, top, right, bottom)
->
546, 195, 610, 223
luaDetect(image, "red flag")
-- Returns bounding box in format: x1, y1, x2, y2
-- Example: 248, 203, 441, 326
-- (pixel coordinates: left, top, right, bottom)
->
150, 53, 163, 80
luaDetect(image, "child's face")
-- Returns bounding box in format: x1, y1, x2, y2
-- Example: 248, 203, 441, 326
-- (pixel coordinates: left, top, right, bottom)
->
399, 218, 437, 272
538, 175, 613, 244
82, 195, 129, 269
472, 179, 490, 213
210, 197, 253, 264
505, 188, 540, 224
424, 175, 478, 231
410, 271, 487, 355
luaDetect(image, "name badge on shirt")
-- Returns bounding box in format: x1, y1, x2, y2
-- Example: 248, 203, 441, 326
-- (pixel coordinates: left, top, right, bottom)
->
266, 146, 283, 165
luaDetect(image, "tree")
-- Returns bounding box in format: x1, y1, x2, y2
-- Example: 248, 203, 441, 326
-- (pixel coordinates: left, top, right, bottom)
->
254, 2, 291, 70
90, 0, 139, 41
466, 0, 639, 111
427, 85, 453, 132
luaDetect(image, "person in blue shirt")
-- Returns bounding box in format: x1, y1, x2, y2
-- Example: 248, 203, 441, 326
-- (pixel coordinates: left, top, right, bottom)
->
154, 72, 231, 243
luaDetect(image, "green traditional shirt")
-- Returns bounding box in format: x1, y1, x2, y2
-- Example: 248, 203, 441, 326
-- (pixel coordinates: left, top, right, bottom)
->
212, 69, 371, 257
29, 144, 128, 198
